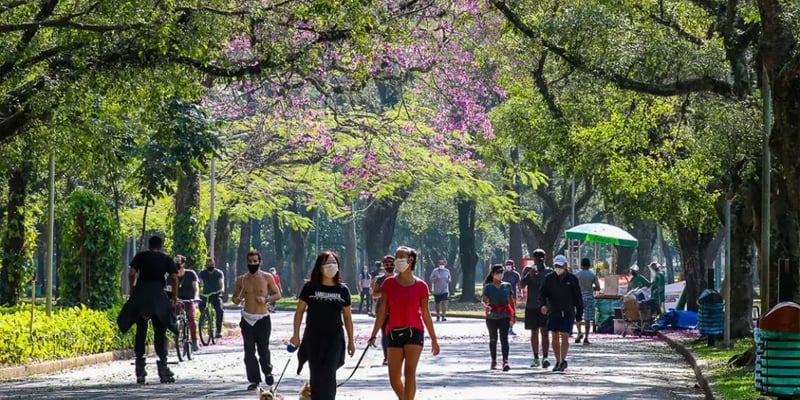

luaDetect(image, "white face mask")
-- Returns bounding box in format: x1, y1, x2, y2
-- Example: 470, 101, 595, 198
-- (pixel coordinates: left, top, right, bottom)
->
554, 267, 566, 275
438, 265, 445, 269
394, 258, 409, 273
504, 265, 512, 271
323, 263, 339, 278
493, 273, 503, 281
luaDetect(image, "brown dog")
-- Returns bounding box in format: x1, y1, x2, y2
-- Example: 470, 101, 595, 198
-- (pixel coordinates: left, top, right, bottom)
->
257, 384, 310, 400
298, 382, 311, 400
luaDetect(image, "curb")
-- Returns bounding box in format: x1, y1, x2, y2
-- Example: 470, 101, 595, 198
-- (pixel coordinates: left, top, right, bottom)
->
657, 331, 715, 400
0, 322, 240, 382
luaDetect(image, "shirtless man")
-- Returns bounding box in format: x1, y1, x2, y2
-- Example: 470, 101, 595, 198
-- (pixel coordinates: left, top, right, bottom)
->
232, 250, 281, 391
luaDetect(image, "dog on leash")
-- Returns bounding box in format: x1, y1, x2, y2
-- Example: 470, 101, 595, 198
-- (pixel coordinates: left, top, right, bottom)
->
299, 382, 311, 400
256, 383, 310, 400
257, 387, 282, 400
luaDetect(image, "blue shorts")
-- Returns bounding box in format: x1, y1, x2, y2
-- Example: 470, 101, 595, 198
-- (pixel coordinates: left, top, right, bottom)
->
547, 315, 575, 333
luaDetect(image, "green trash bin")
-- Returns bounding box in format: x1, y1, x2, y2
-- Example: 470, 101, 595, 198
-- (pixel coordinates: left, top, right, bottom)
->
756, 302, 800, 397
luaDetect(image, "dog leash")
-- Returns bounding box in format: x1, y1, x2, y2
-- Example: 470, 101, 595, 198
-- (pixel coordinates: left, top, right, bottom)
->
271, 350, 294, 396
336, 344, 371, 388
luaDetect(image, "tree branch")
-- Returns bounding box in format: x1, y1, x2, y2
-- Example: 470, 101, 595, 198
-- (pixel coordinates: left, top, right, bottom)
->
688, 0, 720, 14
531, 53, 566, 121
633, 3, 705, 46
0, 19, 146, 33
0, 0, 60, 79
490, 0, 734, 98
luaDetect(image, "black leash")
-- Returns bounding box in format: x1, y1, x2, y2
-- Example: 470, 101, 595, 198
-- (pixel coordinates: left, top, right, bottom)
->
336, 344, 371, 388
271, 351, 294, 396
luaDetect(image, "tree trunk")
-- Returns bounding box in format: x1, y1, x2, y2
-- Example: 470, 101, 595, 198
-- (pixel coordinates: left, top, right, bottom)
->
272, 212, 287, 294
729, 197, 756, 339
236, 219, 252, 279
0, 164, 31, 306
632, 220, 657, 278
760, 5, 800, 308
660, 228, 675, 283
457, 197, 478, 302
615, 246, 636, 274
508, 146, 523, 263
509, 220, 523, 264
214, 211, 231, 289
289, 222, 308, 295
173, 169, 205, 268
675, 226, 714, 311
362, 193, 407, 265
343, 216, 358, 290
251, 218, 262, 255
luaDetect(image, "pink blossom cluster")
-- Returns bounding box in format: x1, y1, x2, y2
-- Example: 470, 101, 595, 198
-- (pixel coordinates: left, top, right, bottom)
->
204, 0, 506, 195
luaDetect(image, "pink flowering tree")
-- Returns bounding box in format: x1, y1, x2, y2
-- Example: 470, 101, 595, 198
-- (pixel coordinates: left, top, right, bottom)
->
202, 0, 513, 291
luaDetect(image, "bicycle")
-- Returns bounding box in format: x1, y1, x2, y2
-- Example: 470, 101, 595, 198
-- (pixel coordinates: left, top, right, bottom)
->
198, 290, 222, 346
173, 300, 196, 362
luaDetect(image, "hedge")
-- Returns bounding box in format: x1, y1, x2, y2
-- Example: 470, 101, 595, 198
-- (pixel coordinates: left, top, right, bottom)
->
0, 303, 151, 366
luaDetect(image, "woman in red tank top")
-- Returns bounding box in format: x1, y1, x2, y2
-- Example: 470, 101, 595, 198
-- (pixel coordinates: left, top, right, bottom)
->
368, 246, 439, 400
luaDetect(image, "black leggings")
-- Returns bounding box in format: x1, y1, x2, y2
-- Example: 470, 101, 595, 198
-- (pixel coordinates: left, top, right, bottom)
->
486, 317, 510, 361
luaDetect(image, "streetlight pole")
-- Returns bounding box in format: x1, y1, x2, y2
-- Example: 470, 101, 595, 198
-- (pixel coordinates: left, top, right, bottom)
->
209, 133, 248, 262
45, 152, 55, 316
209, 156, 217, 261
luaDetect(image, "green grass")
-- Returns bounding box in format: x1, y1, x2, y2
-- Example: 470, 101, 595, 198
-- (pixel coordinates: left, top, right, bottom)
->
689, 338, 759, 400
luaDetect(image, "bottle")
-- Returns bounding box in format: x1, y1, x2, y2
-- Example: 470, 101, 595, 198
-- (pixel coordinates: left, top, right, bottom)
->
287, 343, 297, 353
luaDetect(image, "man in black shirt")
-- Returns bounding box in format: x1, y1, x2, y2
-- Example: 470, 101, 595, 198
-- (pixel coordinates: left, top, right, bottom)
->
122, 236, 179, 384
175, 255, 200, 351
539, 255, 583, 372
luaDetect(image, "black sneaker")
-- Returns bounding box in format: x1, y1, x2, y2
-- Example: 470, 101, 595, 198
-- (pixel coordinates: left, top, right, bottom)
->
442, 316, 447, 321
575, 334, 583, 344
583, 337, 590, 345
541, 359, 551, 369
436, 316, 441, 322
247, 383, 259, 391
264, 373, 275, 386
559, 360, 568, 371
502, 360, 510, 371
552, 361, 561, 371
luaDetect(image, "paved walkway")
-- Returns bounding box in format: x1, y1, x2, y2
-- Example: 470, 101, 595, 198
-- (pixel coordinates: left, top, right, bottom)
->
1, 313, 703, 399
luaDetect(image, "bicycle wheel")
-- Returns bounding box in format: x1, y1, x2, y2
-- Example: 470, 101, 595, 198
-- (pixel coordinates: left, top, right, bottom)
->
182, 319, 192, 360
199, 310, 212, 346
209, 309, 217, 345
174, 318, 184, 362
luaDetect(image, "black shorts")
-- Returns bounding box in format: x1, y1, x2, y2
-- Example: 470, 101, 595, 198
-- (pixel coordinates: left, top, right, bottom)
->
386, 327, 424, 348
524, 307, 548, 330
433, 293, 449, 304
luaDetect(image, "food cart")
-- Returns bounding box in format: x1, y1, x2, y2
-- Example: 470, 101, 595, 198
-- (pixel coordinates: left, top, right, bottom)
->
564, 223, 639, 330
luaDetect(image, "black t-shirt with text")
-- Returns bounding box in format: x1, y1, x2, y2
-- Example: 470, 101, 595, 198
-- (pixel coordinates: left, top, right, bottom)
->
177, 270, 198, 300
299, 282, 351, 334
130, 250, 178, 286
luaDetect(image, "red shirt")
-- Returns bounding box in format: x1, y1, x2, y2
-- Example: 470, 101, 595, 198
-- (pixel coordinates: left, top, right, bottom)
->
273, 274, 281, 287
381, 276, 429, 333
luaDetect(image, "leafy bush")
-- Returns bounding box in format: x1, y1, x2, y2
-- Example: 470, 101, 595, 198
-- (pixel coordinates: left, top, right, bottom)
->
58, 189, 123, 310
0, 305, 116, 366
0, 300, 158, 366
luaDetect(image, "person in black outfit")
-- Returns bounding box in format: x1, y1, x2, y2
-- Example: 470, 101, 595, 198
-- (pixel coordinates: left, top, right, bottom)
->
290, 250, 356, 400
539, 254, 583, 372
118, 236, 179, 384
